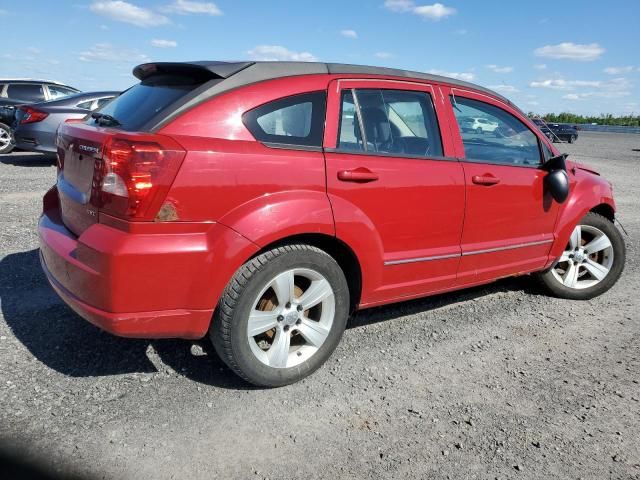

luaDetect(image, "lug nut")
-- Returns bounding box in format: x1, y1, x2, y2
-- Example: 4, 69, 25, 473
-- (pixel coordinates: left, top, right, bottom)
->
297, 304, 303, 311
283, 325, 290, 332
296, 319, 301, 325
285, 302, 291, 309
277, 315, 284, 322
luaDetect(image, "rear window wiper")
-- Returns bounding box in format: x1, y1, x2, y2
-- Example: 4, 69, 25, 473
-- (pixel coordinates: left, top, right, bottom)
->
91, 112, 122, 127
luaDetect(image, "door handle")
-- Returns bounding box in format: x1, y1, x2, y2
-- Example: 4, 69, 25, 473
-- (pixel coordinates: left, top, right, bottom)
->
472, 175, 500, 186
337, 168, 379, 182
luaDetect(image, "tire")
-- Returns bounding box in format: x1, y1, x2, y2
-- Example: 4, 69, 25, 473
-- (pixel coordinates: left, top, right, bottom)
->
569, 135, 576, 144
536, 212, 625, 300
210, 244, 350, 387
0, 122, 14, 154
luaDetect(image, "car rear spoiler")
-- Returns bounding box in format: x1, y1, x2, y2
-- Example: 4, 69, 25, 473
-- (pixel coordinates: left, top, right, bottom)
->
132, 61, 255, 82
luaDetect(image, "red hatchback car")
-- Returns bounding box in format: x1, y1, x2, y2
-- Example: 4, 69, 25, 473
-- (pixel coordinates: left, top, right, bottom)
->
39, 61, 625, 386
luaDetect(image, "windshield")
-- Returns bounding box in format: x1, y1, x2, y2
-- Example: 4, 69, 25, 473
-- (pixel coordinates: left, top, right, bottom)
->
89, 74, 207, 131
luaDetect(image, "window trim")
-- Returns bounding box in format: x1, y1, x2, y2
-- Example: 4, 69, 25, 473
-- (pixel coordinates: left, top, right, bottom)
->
334, 86, 445, 160
242, 90, 327, 149
449, 90, 545, 168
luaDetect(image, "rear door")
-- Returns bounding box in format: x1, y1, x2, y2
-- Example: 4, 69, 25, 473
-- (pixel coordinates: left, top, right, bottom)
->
323, 79, 465, 305
447, 88, 559, 284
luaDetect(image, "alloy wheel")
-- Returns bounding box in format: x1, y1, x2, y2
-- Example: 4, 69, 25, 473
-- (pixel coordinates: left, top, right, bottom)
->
551, 224, 614, 289
0, 127, 11, 150
247, 268, 335, 369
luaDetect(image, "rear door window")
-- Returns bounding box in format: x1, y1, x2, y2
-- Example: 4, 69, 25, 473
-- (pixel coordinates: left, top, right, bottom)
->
242, 91, 326, 147
89, 74, 207, 131
47, 85, 77, 100
6, 84, 46, 102
338, 88, 443, 157
451, 96, 541, 166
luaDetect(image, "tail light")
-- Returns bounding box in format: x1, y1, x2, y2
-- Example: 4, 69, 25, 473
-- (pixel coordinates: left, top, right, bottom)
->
94, 135, 186, 220
19, 106, 49, 124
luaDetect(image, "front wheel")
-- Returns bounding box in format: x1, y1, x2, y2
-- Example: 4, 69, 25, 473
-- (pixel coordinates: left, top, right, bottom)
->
536, 212, 625, 300
210, 244, 349, 387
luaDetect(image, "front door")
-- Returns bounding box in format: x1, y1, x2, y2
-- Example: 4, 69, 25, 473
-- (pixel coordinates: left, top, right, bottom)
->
447, 88, 560, 284
323, 79, 465, 306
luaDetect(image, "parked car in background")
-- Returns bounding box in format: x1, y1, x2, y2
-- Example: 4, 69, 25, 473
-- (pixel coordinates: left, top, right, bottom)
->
12, 91, 118, 154
469, 116, 499, 134
547, 123, 579, 143
532, 118, 554, 140
0, 79, 80, 153
39, 61, 625, 387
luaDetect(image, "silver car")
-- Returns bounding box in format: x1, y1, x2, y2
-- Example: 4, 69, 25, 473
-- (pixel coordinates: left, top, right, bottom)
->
12, 91, 119, 154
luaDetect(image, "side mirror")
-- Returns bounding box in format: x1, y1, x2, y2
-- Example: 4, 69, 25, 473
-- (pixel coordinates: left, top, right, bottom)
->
543, 153, 570, 203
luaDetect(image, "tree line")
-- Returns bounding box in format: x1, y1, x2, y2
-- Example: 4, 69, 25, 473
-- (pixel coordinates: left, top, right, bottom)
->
527, 112, 640, 127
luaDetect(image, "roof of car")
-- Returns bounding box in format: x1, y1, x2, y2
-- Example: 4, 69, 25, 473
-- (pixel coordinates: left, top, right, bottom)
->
0, 78, 78, 88
133, 61, 513, 105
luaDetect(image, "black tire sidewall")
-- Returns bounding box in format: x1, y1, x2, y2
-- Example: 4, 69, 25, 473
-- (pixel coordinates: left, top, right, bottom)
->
219, 247, 349, 387
539, 213, 625, 300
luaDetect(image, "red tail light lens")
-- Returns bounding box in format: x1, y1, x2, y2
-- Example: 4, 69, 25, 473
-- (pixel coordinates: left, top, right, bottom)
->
19, 106, 49, 124
95, 136, 186, 220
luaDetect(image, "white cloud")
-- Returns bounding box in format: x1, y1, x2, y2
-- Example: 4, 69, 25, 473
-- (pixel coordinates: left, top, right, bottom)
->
383, 0, 414, 12
486, 64, 513, 73
151, 39, 177, 48
375, 52, 394, 59
413, 3, 456, 20
340, 29, 358, 39
384, 1, 456, 20
563, 91, 631, 100
78, 43, 150, 63
530, 79, 601, 90
530, 77, 632, 98
161, 0, 222, 16
99, 24, 109, 30
454, 28, 467, 35
247, 45, 317, 62
90, 1, 169, 27
533, 64, 547, 70
488, 84, 519, 93
428, 69, 475, 82
533, 42, 604, 61
603, 66, 634, 75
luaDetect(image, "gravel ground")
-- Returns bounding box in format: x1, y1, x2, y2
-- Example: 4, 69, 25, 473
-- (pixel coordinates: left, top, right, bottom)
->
1, 132, 639, 480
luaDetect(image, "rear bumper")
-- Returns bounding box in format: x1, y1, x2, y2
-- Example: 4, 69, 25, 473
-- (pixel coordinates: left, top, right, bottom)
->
38, 201, 258, 339
14, 126, 56, 153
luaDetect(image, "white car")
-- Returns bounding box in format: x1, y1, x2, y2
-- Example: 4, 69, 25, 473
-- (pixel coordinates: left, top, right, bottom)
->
470, 117, 499, 134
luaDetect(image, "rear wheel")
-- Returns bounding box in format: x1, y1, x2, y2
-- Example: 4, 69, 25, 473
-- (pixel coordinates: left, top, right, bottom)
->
0, 123, 14, 154
536, 212, 625, 300
210, 244, 349, 387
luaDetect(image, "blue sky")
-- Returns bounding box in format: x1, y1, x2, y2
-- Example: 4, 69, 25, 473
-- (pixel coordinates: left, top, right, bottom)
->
1, 0, 638, 116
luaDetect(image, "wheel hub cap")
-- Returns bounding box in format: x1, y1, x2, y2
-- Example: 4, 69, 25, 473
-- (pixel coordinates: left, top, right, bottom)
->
284, 310, 299, 326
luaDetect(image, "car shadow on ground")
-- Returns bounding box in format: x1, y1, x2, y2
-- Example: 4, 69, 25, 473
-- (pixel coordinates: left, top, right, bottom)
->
0, 152, 56, 166
1, 248, 539, 389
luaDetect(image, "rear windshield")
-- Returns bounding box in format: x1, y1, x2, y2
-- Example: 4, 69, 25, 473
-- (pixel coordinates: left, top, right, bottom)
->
89, 74, 207, 131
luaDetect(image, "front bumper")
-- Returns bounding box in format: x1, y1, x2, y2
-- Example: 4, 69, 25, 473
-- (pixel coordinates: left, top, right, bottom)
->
38, 200, 258, 339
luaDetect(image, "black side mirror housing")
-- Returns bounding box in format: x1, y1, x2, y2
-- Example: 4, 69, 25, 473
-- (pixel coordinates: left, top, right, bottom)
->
542, 154, 570, 203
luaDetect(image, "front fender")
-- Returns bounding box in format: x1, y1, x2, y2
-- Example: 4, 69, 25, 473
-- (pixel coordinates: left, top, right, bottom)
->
549, 169, 616, 262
